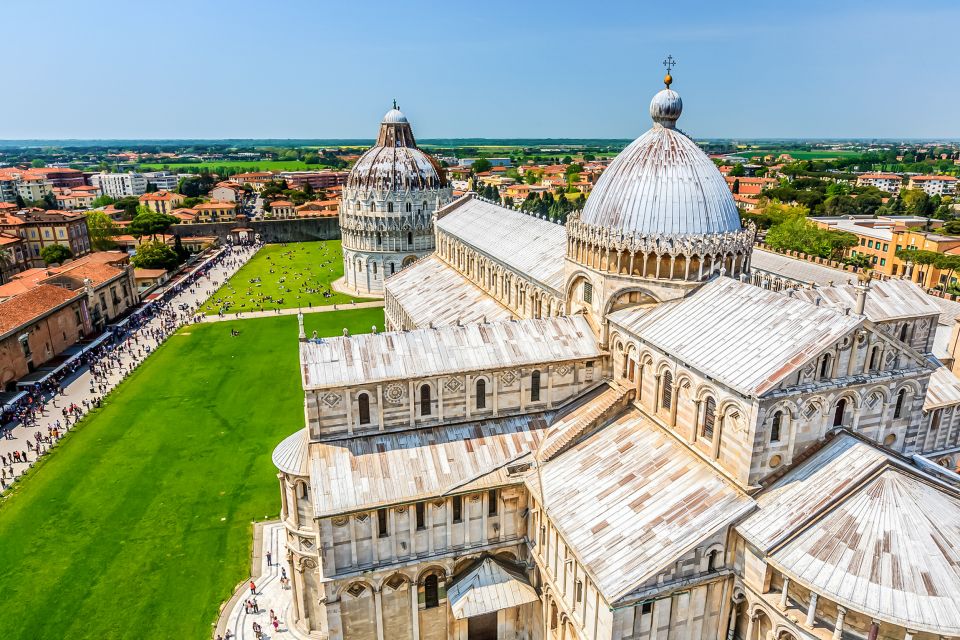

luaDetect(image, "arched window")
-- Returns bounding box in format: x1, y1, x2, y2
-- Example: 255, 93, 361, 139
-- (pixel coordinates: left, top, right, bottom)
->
820, 353, 832, 379
372, 262, 378, 276
702, 397, 716, 440
900, 323, 910, 342
424, 575, 439, 609
931, 408, 943, 431
420, 385, 432, 416
405, 202, 411, 212
357, 393, 370, 425
707, 549, 720, 572
476, 378, 486, 409
407, 232, 414, 247
530, 370, 541, 402
894, 388, 906, 419
771, 410, 783, 442
660, 371, 673, 411
390, 263, 395, 275
869, 346, 881, 371
299, 482, 309, 499
376, 232, 381, 246
387, 202, 394, 213
833, 398, 847, 427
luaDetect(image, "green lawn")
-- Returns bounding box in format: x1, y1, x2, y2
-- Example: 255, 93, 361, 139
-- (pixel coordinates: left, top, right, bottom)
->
199, 240, 375, 315
0, 309, 383, 640
137, 160, 336, 173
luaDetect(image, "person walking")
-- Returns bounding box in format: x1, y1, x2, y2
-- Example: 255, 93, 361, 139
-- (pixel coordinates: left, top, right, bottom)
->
249, 579, 256, 595
266, 550, 271, 566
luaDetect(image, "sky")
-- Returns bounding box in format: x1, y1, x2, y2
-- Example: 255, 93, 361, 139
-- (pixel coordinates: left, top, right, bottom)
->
2, 0, 959, 140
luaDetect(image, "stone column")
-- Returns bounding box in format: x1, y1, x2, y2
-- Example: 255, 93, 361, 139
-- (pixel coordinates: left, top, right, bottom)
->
745, 613, 757, 640
867, 620, 880, 640
778, 577, 790, 610
832, 607, 847, 640
806, 592, 818, 627
373, 587, 385, 640
411, 583, 421, 640
726, 601, 740, 640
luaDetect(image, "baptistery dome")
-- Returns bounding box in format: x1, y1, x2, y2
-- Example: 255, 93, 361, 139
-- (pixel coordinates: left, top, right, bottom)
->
346, 107, 447, 192
578, 86, 741, 238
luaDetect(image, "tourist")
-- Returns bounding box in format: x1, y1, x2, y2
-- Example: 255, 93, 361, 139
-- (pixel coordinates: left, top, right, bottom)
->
266, 550, 271, 566
249, 579, 256, 595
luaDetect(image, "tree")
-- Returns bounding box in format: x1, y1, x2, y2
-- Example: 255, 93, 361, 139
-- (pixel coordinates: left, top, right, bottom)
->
86, 211, 119, 250
131, 240, 179, 271
129, 209, 178, 241
728, 163, 745, 177
562, 156, 573, 165
764, 213, 857, 260
901, 188, 932, 216
30, 159, 45, 168
471, 158, 492, 173
91, 195, 116, 208
935, 254, 960, 292
114, 196, 141, 219
565, 163, 583, 175
40, 244, 73, 266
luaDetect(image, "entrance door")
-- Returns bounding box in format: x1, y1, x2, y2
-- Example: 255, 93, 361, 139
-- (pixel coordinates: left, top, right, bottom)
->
468, 612, 498, 640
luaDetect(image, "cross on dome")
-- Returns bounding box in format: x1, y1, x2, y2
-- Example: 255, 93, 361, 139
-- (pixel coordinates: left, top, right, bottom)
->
662, 54, 676, 88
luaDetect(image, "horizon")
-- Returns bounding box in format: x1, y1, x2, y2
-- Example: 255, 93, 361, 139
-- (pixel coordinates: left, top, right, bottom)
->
1, 0, 959, 139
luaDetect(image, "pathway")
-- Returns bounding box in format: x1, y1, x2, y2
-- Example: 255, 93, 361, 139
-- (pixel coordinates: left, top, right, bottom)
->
0, 244, 261, 491
218, 522, 305, 640
199, 300, 384, 323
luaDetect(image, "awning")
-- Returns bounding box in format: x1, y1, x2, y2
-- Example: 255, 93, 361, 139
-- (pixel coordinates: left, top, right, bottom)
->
447, 557, 539, 620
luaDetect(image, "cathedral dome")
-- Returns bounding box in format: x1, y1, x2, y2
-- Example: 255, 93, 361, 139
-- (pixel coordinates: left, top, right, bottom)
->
346, 105, 447, 192
579, 85, 741, 238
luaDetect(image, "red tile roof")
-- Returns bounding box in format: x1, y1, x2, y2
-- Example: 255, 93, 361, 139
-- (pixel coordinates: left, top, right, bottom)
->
0, 284, 82, 336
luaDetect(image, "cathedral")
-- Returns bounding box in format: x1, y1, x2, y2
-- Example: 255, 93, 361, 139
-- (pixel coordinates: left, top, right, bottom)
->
272, 70, 960, 640
339, 102, 454, 295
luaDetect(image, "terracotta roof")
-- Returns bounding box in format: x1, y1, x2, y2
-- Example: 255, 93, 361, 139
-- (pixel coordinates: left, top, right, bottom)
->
0, 284, 82, 336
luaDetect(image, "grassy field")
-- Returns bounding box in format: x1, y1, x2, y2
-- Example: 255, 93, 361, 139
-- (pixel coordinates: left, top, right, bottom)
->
733, 149, 864, 160
136, 160, 335, 173
199, 240, 374, 315
0, 309, 383, 640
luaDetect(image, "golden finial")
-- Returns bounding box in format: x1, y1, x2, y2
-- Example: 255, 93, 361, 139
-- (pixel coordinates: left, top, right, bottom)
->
662, 54, 676, 88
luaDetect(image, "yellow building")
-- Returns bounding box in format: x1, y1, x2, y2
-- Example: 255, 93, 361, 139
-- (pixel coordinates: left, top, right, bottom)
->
139, 191, 186, 214
193, 200, 237, 223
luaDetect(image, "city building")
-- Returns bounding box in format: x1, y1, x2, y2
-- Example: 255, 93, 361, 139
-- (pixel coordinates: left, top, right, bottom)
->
138, 190, 186, 214
0, 168, 54, 203
812, 215, 960, 285
53, 187, 98, 210
31, 167, 87, 188
909, 174, 957, 197
271, 75, 960, 640
0, 209, 92, 266
89, 172, 148, 198
279, 170, 350, 191
339, 104, 454, 295
209, 181, 246, 203
232, 172, 276, 192
266, 200, 296, 219
0, 284, 93, 389
142, 171, 180, 191
856, 172, 902, 194
0, 251, 137, 331
192, 200, 237, 223
0, 233, 30, 283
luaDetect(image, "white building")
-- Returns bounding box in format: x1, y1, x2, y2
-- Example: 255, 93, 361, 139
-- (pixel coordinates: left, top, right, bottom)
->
339, 105, 454, 295
856, 172, 902, 194
271, 72, 960, 640
142, 171, 179, 191
90, 172, 148, 198
909, 174, 957, 197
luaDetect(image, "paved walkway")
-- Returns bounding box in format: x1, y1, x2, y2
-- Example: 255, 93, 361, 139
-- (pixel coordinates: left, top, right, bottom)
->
0, 244, 261, 492
199, 300, 384, 323
218, 522, 305, 640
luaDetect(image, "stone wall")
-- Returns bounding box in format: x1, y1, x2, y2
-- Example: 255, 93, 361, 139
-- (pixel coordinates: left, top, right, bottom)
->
172, 217, 341, 244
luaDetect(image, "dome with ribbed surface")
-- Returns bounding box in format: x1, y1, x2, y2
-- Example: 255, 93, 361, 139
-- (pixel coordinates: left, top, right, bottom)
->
346, 107, 447, 192
580, 88, 741, 238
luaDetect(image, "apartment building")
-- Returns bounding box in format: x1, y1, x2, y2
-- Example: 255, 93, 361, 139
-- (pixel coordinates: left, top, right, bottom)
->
193, 200, 236, 223
278, 170, 349, 191
142, 171, 180, 191
0, 209, 92, 266
90, 172, 148, 198
909, 174, 957, 197
856, 172, 902, 194
138, 190, 186, 214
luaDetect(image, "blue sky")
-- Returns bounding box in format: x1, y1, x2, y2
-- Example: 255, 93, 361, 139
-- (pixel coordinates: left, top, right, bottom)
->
2, 0, 958, 139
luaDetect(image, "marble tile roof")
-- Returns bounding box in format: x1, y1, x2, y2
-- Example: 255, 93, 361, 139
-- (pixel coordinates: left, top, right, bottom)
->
608, 277, 861, 397
528, 408, 753, 603
740, 433, 960, 635
308, 414, 551, 517
447, 557, 539, 620
300, 315, 600, 390
435, 196, 567, 294
384, 255, 514, 328
791, 278, 941, 323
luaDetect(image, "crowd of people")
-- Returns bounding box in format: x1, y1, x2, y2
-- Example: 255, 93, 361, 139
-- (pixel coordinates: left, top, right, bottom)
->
0, 241, 261, 491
